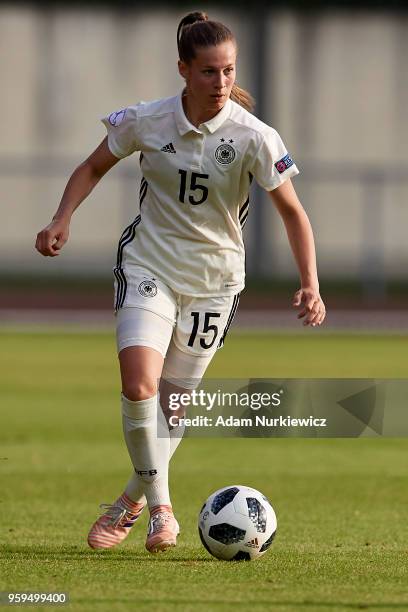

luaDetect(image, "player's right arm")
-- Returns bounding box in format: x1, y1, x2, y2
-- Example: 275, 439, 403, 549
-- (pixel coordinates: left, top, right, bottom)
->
35, 136, 119, 257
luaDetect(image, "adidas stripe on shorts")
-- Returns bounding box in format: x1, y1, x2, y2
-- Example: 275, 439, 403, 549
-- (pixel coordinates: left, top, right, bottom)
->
115, 266, 239, 389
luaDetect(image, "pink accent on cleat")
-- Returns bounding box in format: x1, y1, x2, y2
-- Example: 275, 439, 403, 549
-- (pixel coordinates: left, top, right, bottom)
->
87, 493, 145, 550
145, 505, 180, 553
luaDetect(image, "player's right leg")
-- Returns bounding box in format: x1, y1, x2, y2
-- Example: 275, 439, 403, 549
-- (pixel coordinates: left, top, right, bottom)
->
88, 270, 179, 551
119, 344, 180, 553
88, 342, 167, 550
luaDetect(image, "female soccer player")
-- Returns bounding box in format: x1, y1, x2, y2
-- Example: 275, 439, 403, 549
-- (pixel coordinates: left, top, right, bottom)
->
36, 12, 326, 553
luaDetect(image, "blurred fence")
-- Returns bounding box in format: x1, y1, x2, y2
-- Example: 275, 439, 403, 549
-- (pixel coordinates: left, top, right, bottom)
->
1, 6, 407, 293
1, 154, 407, 294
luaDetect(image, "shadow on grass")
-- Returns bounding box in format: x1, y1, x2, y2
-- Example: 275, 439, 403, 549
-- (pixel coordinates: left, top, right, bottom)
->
2, 547, 407, 608
288, 604, 408, 610
63, 598, 408, 609
0, 545, 213, 563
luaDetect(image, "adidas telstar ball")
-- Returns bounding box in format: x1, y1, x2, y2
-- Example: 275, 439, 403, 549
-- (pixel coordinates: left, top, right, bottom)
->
198, 485, 277, 561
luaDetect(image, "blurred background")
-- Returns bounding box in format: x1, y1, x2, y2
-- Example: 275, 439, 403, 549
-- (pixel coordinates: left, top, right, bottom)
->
2, 5, 407, 604
1, 0, 407, 329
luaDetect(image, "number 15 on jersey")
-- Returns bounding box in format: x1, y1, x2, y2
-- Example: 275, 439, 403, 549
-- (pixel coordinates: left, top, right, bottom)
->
178, 170, 209, 205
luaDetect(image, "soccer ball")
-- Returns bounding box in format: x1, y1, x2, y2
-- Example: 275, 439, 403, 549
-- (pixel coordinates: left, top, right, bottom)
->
198, 485, 277, 561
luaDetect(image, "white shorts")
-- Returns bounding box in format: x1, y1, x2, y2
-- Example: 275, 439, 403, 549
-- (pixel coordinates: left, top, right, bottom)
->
115, 266, 239, 388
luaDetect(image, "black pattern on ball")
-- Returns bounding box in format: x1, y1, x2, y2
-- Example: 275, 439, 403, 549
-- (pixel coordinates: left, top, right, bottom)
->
198, 526, 213, 555
259, 529, 277, 552
209, 523, 246, 545
199, 502, 206, 514
211, 487, 239, 515
232, 551, 251, 561
246, 498, 267, 533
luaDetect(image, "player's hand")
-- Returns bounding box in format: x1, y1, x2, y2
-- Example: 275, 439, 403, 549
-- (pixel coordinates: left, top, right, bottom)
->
35, 218, 70, 257
292, 287, 326, 327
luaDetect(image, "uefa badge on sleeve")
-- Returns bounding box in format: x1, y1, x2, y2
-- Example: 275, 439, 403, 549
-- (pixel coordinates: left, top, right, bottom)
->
108, 108, 127, 127
275, 153, 294, 174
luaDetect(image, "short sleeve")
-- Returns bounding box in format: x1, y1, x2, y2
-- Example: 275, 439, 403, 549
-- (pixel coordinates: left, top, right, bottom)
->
250, 128, 299, 191
101, 105, 141, 159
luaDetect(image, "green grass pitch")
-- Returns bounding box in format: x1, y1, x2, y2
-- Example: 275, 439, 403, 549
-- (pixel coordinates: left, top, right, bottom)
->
1, 330, 407, 611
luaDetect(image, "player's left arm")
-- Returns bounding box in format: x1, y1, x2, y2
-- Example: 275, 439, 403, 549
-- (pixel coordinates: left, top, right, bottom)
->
268, 178, 326, 327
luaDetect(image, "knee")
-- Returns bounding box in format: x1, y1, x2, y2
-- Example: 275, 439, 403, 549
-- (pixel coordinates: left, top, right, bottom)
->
122, 380, 157, 402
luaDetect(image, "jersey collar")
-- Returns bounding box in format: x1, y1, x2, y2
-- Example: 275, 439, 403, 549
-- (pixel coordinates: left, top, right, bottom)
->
175, 93, 232, 136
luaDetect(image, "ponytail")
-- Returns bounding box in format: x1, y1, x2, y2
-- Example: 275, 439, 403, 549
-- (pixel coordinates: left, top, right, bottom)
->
177, 12, 255, 113
230, 84, 255, 113
177, 11, 209, 55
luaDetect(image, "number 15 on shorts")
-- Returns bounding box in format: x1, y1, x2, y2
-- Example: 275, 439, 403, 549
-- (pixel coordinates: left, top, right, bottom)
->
188, 312, 221, 349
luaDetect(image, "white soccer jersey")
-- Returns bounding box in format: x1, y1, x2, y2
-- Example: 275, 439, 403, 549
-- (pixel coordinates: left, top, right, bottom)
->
102, 93, 299, 302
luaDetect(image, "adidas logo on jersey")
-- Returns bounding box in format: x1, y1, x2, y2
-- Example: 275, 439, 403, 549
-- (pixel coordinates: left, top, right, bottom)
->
160, 142, 176, 154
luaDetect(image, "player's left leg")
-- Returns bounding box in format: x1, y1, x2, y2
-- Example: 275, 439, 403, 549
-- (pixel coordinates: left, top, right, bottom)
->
157, 291, 240, 423
143, 293, 240, 553
161, 292, 240, 390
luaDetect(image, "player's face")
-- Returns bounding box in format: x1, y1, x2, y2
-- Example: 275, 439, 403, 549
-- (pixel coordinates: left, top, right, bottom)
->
179, 41, 237, 113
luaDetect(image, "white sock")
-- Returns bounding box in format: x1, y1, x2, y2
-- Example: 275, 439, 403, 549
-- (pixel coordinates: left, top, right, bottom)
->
121, 393, 171, 509
124, 422, 185, 505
